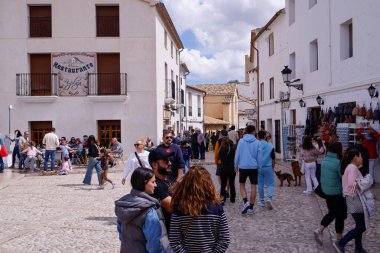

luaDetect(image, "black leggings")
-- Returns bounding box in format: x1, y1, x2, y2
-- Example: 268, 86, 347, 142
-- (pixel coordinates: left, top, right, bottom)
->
339, 213, 366, 250
220, 167, 236, 201
321, 194, 347, 233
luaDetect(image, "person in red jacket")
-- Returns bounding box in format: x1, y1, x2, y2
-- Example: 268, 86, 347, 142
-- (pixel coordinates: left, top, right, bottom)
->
356, 126, 379, 181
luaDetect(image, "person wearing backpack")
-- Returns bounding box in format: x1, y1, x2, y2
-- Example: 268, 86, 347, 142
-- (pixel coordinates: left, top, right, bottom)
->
218, 135, 236, 204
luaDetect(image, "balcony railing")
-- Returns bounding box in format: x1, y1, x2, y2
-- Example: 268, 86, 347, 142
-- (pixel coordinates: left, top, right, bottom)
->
29, 17, 52, 37
96, 16, 119, 37
88, 73, 127, 96
16, 73, 58, 96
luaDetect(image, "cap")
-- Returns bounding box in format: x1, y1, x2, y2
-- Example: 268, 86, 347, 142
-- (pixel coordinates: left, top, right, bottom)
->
148, 147, 174, 164
221, 129, 228, 136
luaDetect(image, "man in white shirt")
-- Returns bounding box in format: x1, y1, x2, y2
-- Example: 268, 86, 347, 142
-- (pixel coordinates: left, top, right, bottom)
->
42, 128, 59, 174
228, 125, 240, 146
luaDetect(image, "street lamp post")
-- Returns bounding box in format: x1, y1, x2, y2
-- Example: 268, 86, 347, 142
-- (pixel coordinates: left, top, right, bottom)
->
281, 66, 303, 91
8, 105, 14, 134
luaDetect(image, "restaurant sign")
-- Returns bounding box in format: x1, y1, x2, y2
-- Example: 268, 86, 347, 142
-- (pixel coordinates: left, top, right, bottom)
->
51, 53, 96, 96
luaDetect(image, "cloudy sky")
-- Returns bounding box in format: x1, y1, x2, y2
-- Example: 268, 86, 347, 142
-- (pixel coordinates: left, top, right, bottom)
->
162, 0, 285, 84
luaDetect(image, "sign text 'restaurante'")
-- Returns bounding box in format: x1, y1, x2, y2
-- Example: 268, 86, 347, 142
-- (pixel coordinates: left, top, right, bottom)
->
53, 62, 94, 73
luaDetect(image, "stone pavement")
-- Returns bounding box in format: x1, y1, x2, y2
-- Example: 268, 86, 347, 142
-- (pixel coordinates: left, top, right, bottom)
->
0, 152, 379, 253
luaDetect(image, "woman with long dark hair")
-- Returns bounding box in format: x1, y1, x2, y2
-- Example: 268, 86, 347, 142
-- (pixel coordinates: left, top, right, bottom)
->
300, 136, 321, 194
314, 142, 346, 245
82, 135, 102, 188
218, 136, 236, 204
115, 167, 172, 253
334, 149, 367, 253
169, 166, 230, 253
313, 136, 326, 182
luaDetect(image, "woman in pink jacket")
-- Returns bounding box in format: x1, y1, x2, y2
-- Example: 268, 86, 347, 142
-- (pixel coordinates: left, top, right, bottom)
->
333, 149, 366, 253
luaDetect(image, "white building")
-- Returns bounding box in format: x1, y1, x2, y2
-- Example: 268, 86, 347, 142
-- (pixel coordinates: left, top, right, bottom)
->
248, 0, 380, 181
0, 0, 184, 154
184, 85, 205, 131
237, 82, 256, 129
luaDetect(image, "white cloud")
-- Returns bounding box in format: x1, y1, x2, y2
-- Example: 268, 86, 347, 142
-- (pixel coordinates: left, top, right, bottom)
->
162, 0, 285, 84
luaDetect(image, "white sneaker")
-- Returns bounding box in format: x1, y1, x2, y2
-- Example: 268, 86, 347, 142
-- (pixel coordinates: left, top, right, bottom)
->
303, 190, 312, 194
256, 201, 265, 207
241, 202, 250, 214
314, 228, 323, 245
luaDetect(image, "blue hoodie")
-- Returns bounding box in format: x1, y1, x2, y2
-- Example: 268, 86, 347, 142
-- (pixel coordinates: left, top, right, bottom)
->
234, 134, 260, 169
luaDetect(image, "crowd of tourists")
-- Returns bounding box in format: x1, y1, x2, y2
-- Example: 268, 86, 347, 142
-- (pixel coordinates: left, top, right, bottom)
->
300, 125, 378, 253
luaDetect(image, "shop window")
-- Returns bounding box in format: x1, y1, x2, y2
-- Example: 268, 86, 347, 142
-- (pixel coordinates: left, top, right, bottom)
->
96, 6, 119, 37
98, 120, 121, 147
30, 121, 52, 147
29, 6, 52, 37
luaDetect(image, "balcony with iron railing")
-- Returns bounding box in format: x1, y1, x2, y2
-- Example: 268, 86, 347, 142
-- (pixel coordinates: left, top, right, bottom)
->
16, 73, 127, 97
29, 16, 52, 37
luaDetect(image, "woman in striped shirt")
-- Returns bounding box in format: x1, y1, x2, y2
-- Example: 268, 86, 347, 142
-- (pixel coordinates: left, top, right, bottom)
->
169, 166, 230, 253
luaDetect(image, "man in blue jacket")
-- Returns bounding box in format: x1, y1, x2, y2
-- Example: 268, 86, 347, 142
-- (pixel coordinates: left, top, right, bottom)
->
234, 125, 260, 215
257, 130, 275, 210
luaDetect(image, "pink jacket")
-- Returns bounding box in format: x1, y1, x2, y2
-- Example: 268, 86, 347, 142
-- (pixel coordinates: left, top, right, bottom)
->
342, 164, 363, 197
22, 146, 42, 157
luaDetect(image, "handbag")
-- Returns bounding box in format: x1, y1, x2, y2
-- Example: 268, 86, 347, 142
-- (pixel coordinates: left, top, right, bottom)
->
346, 195, 364, 214
314, 184, 327, 199
134, 152, 144, 168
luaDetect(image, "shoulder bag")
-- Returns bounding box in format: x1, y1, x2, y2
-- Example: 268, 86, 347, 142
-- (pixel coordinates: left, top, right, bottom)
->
135, 152, 144, 168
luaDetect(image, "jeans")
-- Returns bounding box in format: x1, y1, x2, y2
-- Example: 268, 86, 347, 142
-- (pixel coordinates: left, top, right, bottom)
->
83, 157, 102, 185
24, 156, 37, 172
220, 167, 236, 201
258, 166, 275, 202
12, 145, 24, 169
0, 155, 4, 172
316, 163, 321, 183
321, 194, 346, 233
304, 162, 319, 192
44, 150, 56, 172
339, 213, 366, 250
183, 159, 190, 174
369, 159, 376, 181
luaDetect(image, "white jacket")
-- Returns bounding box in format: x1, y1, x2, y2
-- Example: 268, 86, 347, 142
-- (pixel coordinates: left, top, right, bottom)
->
356, 174, 376, 229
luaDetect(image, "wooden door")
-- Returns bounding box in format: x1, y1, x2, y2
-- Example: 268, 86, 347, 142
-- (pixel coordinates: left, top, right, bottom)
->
97, 120, 121, 147
30, 54, 51, 96
97, 54, 120, 95
31, 121, 52, 146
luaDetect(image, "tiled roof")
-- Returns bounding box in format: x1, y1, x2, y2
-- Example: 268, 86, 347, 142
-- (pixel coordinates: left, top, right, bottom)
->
204, 115, 230, 125
188, 83, 237, 95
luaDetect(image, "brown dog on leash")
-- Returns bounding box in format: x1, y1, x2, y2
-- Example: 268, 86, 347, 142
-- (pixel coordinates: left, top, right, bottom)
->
291, 161, 303, 186
275, 170, 294, 187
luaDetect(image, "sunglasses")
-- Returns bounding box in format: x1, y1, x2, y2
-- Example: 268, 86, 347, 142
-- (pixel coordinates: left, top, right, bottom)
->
134, 143, 143, 147
165, 136, 173, 139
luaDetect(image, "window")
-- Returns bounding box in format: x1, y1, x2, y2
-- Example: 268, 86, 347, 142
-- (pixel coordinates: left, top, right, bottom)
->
30, 54, 51, 96
165, 63, 168, 97
97, 53, 120, 95
96, 6, 119, 37
269, 78, 274, 99
289, 0, 295, 25
309, 0, 317, 9
268, 33, 274, 56
340, 19, 353, 60
164, 30, 168, 49
98, 120, 121, 147
31, 121, 52, 146
260, 82, 264, 101
260, 121, 265, 130
289, 52, 296, 79
310, 39, 318, 72
171, 41, 174, 58
29, 6, 51, 37
176, 75, 179, 100
188, 93, 192, 116
171, 80, 176, 99
176, 50, 179, 64
181, 89, 184, 104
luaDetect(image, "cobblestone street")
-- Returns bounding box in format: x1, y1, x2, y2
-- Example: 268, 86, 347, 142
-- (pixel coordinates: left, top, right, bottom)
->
0, 152, 379, 253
